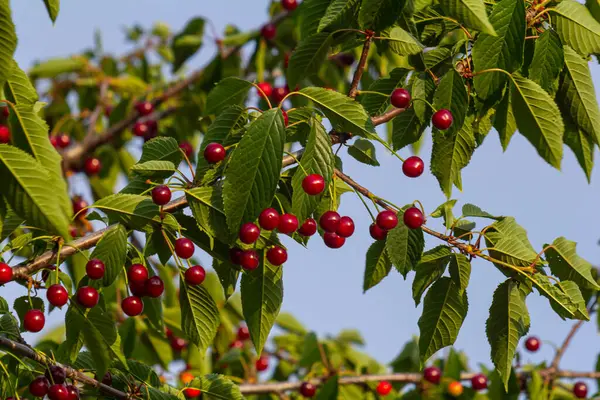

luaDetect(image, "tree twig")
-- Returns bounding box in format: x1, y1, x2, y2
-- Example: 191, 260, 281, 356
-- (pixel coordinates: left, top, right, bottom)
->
348, 36, 373, 98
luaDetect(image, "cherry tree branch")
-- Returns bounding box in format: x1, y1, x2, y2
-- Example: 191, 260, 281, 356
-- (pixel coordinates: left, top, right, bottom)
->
347, 35, 373, 99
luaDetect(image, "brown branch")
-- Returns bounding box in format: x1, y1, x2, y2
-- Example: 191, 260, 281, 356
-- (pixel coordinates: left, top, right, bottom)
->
371, 107, 405, 125
347, 36, 373, 99
0, 336, 128, 399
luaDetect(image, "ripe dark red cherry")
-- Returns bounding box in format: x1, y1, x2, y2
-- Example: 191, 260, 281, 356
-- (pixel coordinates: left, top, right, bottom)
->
175, 238, 195, 259
170, 337, 187, 351
282, 110, 289, 126
403, 207, 424, 229
45, 365, 66, 384
85, 259, 105, 280
423, 366, 441, 384
230, 247, 244, 265
376, 210, 398, 231
128, 264, 148, 283
24, 309, 45, 332
323, 232, 345, 248
204, 142, 226, 164
573, 381, 588, 398
471, 374, 488, 391
0, 262, 12, 284
239, 222, 261, 244
281, 0, 298, 11
76, 286, 99, 308
145, 276, 165, 298
259, 208, 280, 231
237, 326, 250, 341
47, 284, 69, 307
336, 216, 355, 238
185, 265, 206, 285
369, 223, 388, 241
256, 355, 269, 372
72, 197, 88, 217
56, 134, 71, 149
390, 88, 411, 109
257, 82, 273, 98
278, 213, 299, 234
320, 211, 341, 232
133, 121, 149, 137
135, 101, 154, 116
272, 86, 290, 104
432, 109, 453, 130
66, 385, 79, 400
376, 381, 392, 396
0, 125, 10, 144
266, 246, 287, 266
525, 336, 540, 352
402, 156, 424, 178
299, 382, 316, 397
50, 136, 59, 148
84, 157, 101, 176
302, 174, 325, 195
96, 371, 113, 386
129, 280, 147, 297
122, 296, 144, 316
240, 250, 259, 270
230, 339, 244, 349
30, 376, 50, 397
184, 388, 201, 398
179, 141, 194, 158
261, 23, 277, 40
298, 218, 317, 236
152, 185, 172, 205
1, 106, 9, 118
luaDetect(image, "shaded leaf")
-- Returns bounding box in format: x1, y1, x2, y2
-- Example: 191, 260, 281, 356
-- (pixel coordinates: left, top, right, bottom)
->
139, 137, 183, 165
529, 29, 564, 93
205, 77, 252, 116
179, 277, 220, 355
448, 253, 471, 292
172, 17, 205, 72
382, 26, 424, 56
287, 32, 334, 89
363, 240, 392, 292
0, 0, 16, 88
92, 194, 159, 230
392, 108, 426, 150
360, 67, 410, 116
494, 87, 517, 150
412, 245, 452, 305
43, 0, 60, 22
89, 224, 127, 287
432, 69, 469, 136
439, 0, 496, 36
347, 138, 380, 166
551, 0, 600, 56
385, 221, 425, 278
544, 237, 600, 290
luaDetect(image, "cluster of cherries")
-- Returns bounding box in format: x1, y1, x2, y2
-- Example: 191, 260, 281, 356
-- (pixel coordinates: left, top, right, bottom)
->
0, 106, 10, 144
26, 365, 112, 400
259, 0, 298, 42
390, 87, 453, 131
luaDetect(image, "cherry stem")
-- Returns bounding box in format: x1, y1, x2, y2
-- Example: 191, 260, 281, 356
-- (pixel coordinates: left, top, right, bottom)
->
351, 186, 376, 222
179, 148, 196, 181
355, 90, 389, 97
251, 82, 273, 109
283, 150, 308, 175
411, 97, 437, 113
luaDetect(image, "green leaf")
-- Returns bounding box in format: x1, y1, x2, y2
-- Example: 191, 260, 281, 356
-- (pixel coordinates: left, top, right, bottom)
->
172, 17, 205, 72
484, 217, 538, 269
412, 245, 452, 305
530, 274, 584, 320
0, 145, 70, 237
92, 194, 159, 230
494, 87, 517, 150
510, 74, 564, 168
462, 203, 502, 219
432, 69, 469, 136
5, 60, 36, 106
43, 0, 59, 22
558, 45, 600, 146
529, 29, 564, 93
472, 0, 525, 98
486, 280, 530, 391
0, 296, 7, 313
551, 0, 600, 56
212, 258, 240, 300
296, 87, 376, 137
382, 26, 424, 56
439, 0, 496, 36
0, 0, 16, 88
139, 137, 183, 165
385, 221, 425, 278
359, 0, 407, 31
299, 0, 332, 40
392, 108, 426, 150
360, 68, 410, 116
287, 32, 334, 89
0, 313, 20, 340
418, 277, 468, 363
89, 224, 127, 287
205, 77, 252, 116
189, 374, 243, 400
563, 115, 595, 182
276, 312, 308, 335
223, 109, 285, 234
448, 253, 471, 292
347, 138, 380, 166
179, 277, 220, 355
363, 240, 393, 292
411, 73, 436, 123
316, 376, 339, 399
131, 161, 176, 179
291, 118, 334, 223
544, 237, 600, 290
430, 115, 476, 198
241, 252, 284, 355
28, 58, 86, 79
318, 0, 360, 32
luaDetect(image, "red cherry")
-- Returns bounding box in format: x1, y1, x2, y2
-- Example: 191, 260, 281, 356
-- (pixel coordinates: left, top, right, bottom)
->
122, 296, 144, 316
240, 250, 259, 270
302, 174, 325, 195
278, 213, 298, 234
151, 185, 172, 205
390, 88, 411, 109
403, 207, 424, 229
369, 223, 388, 240
85, 259, 105, 280
281, 0, 298, 11
432, 109, 453, 130
266, 246, 287, 266
50, 136, 59, 148
145, 276, 164, 298
376, 381, 393, 396
237, 326, 250, 341
376, 210, 398, 231
128, 264, 148, 283
323, 232, 345, 248
84, 157, 101, 176
66, 385, 79, 400
170, 337, 187, 351
282, 110, 289, 126
133, 121, 149, 137
175, 238, 195, 259
298, 218, 317, 236
335, 53, 355, 66
47, 284, 69, 307
471, 374, 488, 391
0, 125, 10, 144
45, 365, 66, 384
29, 376, 50, 397
257, 82, 273, 98
320, 211, 341, 232
299, 382, 316, 397
272, 86, 290, 104
24, 309, 45, 332
336, 216, 355, 238
104, 105, 113, 117
573, 381, 588, 398
204, 142, 226, 164
230, 247, 244, 265
261, 23, 277, 40
185, 265, 206, 285
179, 141, 194, 158
255, 355, 269, 372
76, 286, 99, 308
0, 262, 13, 284
259, 208, 280, 231
95, 371, 113, 386
1, 106, 9, 118
129, 280, 147, 297
230, 339, 244, 349
184, 388, 201, 398
525, 336, 540, 352
135, 101, 154, 116
56, 134, 71, 149
72, 197, 88, 217
423, 366, 441, 384
402, 156, 424, 178
239, 222, 261, 244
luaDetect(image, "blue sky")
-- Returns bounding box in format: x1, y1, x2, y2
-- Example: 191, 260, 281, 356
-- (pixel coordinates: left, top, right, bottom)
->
7, 0, 600, 383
